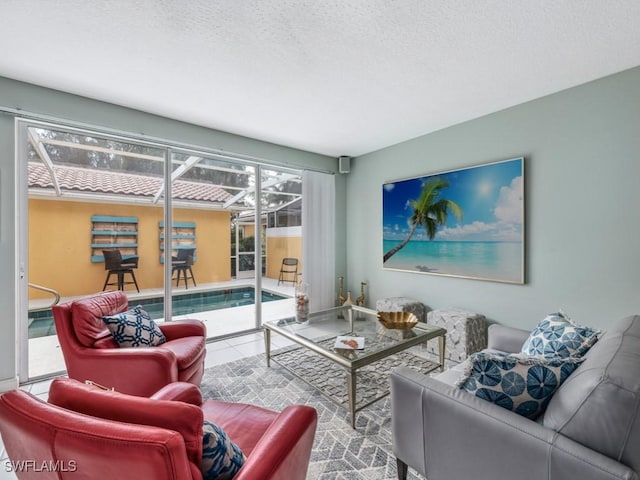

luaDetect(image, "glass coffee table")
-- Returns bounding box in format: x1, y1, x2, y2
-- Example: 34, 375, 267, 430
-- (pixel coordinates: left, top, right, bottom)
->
264, 305, 446, 428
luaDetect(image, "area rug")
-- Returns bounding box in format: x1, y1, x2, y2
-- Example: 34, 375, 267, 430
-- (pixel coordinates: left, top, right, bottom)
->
201, 349, 436, 480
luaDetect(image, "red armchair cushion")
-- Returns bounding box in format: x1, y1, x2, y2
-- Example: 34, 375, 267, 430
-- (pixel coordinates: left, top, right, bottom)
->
48, 378, 205, 466
162, 336, 207, 370
202, 400, 279, 457
71, 290, 128, 347
201, 399, 318, 480
93, 335, 119, 348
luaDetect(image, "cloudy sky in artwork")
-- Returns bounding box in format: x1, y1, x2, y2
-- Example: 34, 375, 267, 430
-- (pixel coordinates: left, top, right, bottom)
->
382, 158, 523, 242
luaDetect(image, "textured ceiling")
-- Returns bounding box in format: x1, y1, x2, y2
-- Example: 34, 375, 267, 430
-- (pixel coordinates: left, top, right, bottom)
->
1, 1, 639, 157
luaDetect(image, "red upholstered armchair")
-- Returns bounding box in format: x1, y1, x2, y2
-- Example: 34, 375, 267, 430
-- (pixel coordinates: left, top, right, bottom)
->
0, 379, 318, 480
52, 290, 206, 396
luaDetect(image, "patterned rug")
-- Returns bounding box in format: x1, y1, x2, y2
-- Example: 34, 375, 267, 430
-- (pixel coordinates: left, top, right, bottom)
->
201, 347, 440, 480
271, 339, 440, 411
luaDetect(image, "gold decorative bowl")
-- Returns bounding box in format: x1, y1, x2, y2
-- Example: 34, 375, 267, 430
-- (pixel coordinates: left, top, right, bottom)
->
377, 311, 419, 330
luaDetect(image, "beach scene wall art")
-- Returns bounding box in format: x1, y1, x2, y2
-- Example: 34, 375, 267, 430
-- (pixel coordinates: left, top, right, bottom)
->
382, 157, 524, 284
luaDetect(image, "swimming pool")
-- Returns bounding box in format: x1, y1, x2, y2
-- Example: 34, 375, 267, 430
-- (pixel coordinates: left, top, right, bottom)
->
28, 287, 288, 339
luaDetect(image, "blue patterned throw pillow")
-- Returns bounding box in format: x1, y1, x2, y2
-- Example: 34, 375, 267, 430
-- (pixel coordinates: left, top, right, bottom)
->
102, 306, 166, 347
201, 420, 246, 480
521, 311, 601, 358
456, 352, 584, 419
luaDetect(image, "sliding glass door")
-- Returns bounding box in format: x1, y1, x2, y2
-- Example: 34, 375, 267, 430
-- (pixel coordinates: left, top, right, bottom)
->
260, 166, 302, 324
18, 121, 166, 379
17, 119, 304, 381
167, 150, 261, 337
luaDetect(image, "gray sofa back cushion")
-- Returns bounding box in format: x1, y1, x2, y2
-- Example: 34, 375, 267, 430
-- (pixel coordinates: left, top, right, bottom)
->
542, 315, 640, 472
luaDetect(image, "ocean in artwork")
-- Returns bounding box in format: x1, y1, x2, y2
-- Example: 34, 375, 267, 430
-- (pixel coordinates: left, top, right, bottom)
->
383, 239, 523, 283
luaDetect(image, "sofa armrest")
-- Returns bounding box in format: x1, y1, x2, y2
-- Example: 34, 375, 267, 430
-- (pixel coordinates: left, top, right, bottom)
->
390, 367, 636, 480
159, 320, 206, 341
235, 405, 318, 480
150, 382, 203, 405
487, 323, 531, 353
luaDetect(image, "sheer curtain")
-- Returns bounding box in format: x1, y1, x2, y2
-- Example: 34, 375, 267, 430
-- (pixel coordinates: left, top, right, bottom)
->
302, 170, 335, 312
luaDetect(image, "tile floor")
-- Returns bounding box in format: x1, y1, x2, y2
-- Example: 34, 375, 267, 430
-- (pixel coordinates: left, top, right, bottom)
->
0, 331, 294, 479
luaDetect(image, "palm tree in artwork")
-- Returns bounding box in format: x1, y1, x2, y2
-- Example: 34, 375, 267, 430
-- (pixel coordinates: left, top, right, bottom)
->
383, 177, 463, 263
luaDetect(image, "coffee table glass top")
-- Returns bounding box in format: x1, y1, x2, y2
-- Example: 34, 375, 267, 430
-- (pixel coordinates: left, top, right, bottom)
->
265, 305, 444, 366
264, 305, 446, 428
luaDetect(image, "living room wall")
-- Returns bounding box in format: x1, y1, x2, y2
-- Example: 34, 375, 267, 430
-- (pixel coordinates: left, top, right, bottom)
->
346, 66, 640, 331
0, 77, 340, 389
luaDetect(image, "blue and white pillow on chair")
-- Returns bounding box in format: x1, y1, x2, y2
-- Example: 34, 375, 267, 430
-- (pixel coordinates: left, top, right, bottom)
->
457, 352, 584, 419
201, 420, 246, 480
521, 311, 601, 358
102, 305, 166, 347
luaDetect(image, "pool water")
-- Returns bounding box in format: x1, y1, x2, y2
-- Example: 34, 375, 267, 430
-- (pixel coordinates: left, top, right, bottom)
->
28, 287, 287, 339
139, 287, 285, 318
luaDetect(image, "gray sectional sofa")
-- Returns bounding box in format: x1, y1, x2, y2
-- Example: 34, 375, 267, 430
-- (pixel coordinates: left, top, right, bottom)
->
391, 315, 640, 480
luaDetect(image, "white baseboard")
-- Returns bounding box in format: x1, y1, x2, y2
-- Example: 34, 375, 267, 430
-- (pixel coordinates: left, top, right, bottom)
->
0, 376, 19, 393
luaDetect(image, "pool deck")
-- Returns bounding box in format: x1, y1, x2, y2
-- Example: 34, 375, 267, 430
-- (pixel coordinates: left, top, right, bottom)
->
27, 277, 296, 380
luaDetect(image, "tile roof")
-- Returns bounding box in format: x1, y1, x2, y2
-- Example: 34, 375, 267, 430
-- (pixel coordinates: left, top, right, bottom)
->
28, 163, 233, 203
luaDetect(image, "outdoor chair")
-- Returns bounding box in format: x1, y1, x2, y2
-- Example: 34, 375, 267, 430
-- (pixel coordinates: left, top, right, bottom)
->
278, 257, 299, 285
102, 249, 140, 292
172, 248, 197, 289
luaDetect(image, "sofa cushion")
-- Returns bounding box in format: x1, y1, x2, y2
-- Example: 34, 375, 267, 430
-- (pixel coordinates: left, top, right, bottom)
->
103, 306, 167, 347
71, 290, 129, 347
457, 351, 584, 419
521, 311, 600, 358
201, 420, 246, 480
542, 315, 640, 473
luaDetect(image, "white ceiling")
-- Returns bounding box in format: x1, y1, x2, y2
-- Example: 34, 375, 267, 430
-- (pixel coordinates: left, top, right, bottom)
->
1, 1, 640, 158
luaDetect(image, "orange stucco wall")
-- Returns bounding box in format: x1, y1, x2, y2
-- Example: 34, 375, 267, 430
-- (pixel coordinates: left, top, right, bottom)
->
266, 235, 302, 281
28, 199, 231, 299
241, 224, 256, 239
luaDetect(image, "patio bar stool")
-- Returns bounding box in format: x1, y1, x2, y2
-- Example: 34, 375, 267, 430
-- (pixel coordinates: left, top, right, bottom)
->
102, 249, 139, 292
172, 248, 197, 289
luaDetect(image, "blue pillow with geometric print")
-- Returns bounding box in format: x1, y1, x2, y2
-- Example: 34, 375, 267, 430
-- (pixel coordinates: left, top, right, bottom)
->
456, 352, 584, 419
102, 305, 166, 347
521, 311, 601, 358
201, 420, 246, 480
